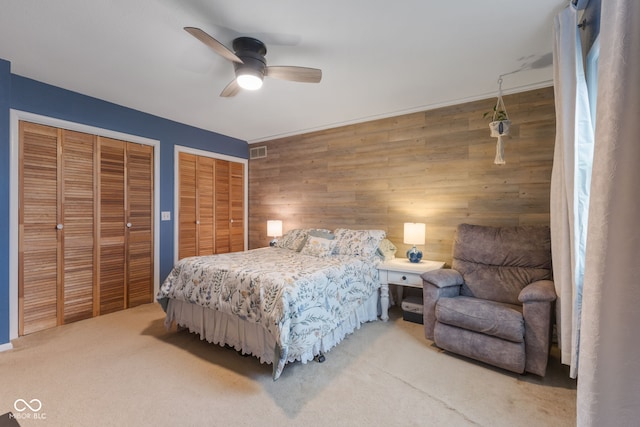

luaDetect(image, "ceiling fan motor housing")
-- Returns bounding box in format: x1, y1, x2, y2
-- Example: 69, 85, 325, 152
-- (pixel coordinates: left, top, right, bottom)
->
232, 37, 267, 78
183, 28, 322, 95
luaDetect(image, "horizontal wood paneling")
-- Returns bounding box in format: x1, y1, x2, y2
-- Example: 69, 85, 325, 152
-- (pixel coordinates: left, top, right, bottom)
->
248, 87, 556, 265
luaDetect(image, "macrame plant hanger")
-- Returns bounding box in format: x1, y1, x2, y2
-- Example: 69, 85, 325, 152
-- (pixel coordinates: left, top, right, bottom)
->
489, 76, 511, 165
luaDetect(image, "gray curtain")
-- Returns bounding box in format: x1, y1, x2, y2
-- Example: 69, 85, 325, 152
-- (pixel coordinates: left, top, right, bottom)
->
577, 0, 640, 424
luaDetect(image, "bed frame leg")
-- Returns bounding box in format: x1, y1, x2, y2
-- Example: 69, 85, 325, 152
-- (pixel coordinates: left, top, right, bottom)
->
315, 352, 326, 363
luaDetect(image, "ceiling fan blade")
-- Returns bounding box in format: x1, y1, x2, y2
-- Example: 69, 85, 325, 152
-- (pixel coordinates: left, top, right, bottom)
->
265, 66, 322, 83
220, 79, 241, 97
184, 27, 243, 64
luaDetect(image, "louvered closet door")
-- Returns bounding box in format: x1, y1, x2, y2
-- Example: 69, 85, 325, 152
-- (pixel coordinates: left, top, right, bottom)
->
19, 123, 96, 334
19, 122, 60, 335
214, 159, 245, 253
99, 138, 126, 314
229, 161, 245, 252
178, 153, 244, 257
178, 152, 197, 259
126, 142, 154, 307
61, 130, 96, 323
197, 156, 215, 255
214, 159, 231, 253
178, 154, 215, 258
99, 138, 154, 311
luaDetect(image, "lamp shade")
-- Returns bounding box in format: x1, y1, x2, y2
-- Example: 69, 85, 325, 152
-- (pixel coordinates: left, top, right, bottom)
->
404, 223, 426, 245
267, 220, 283, 238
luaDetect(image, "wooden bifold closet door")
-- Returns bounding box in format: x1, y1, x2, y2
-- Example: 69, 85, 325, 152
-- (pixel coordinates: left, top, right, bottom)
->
178, 152, 244, 260
19, 122, 97, 334
228, 161, 245, 253
125, 142, 154, 308
18, 121, 154, 335
99, 138, 154, 314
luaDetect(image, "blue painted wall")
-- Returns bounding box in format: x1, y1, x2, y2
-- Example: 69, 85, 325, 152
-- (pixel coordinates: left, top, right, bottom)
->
0, 59, 11, 345
0, 58, 248, 345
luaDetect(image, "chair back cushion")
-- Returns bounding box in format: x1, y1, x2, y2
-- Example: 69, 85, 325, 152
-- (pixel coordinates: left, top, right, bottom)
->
451, 224, 552, 305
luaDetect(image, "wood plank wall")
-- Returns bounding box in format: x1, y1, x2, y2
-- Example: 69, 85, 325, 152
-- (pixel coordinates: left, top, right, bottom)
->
248, 87, 555, 265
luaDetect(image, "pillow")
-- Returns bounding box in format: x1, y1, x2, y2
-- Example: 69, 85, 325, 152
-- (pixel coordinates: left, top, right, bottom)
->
300, 235, 336, 257
332, 229, 386, 257
377, 238, 397, 261
307, 229, 335, 240
276, 229, 308, 251
276, 228, 333, 251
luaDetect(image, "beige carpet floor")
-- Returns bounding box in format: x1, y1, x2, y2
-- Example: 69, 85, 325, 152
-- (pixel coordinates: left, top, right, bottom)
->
0, 303, 576, 427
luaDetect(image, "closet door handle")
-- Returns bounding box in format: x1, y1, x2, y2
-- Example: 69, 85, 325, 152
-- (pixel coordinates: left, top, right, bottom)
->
230, 219, 234, 223
196, 220, 200, 225
56, 224, 64, 230
126, 222, 132, 228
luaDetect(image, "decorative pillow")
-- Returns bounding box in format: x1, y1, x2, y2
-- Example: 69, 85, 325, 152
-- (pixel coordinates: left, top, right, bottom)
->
276, 229, 308, 251
307, 229, 335, 240
300, 235, 336, 257
276, 228, 333, 251
377, 238, 398, 261
332, 229, 386, 257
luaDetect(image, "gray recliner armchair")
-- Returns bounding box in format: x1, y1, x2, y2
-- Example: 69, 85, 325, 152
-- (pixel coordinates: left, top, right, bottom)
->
421, 223, 556, 376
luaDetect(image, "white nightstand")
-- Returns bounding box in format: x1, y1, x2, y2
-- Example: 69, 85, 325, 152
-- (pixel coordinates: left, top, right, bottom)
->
377, 258, 445, 321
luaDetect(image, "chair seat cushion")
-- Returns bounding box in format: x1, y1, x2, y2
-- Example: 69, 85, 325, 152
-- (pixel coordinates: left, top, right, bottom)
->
435, 296, 524, 343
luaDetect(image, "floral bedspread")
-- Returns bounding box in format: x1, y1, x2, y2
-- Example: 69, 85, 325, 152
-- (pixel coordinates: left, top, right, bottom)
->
157, 247, 380, 378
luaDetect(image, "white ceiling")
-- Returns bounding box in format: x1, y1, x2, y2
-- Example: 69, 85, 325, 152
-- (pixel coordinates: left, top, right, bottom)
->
0, 0, 565, 143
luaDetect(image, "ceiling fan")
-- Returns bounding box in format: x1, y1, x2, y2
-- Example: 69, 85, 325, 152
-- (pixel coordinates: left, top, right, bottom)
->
184, 27, 322, 97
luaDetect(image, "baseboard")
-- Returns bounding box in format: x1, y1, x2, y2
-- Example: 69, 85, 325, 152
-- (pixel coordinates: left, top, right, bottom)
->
0, 342, 14, 352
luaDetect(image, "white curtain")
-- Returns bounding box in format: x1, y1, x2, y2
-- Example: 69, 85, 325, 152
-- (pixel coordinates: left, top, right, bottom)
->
577, 0, 640, 424
550, 4, 594, 379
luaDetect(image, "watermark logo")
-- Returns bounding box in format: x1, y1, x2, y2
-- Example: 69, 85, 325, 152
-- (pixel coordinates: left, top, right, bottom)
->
11, 398, 47, 421
14, 399, 42, 412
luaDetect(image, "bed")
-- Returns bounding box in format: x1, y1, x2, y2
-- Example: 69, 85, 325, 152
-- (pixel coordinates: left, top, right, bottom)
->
157, 228, 393, 380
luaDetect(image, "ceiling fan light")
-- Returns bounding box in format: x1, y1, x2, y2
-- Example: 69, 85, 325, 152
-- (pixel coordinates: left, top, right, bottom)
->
237, 73, 263, 90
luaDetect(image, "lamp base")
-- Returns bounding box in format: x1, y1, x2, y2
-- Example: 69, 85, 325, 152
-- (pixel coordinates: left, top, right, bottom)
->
269, 239, 278, 247
406, 246, 423, 263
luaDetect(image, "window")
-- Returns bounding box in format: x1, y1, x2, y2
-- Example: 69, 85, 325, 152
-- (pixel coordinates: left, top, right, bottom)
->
586, 34, 600, 130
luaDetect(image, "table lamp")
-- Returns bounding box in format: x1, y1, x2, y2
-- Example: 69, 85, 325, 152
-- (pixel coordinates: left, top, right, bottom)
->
267, 220, 283, 247
404, 222, 425, 263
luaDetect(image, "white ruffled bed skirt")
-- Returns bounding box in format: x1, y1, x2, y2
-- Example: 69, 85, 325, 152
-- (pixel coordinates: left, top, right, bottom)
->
164, 290, 379, 374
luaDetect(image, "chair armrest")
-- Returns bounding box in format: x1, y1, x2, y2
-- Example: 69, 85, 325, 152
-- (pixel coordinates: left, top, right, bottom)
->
519, 280, 556, 376
421, 269, 464, 289
422, 269, 463, 340
518, 280, 556, 303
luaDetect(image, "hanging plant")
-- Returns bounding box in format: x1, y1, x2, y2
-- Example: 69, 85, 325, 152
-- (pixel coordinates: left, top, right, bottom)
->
484, 78, 511, 165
